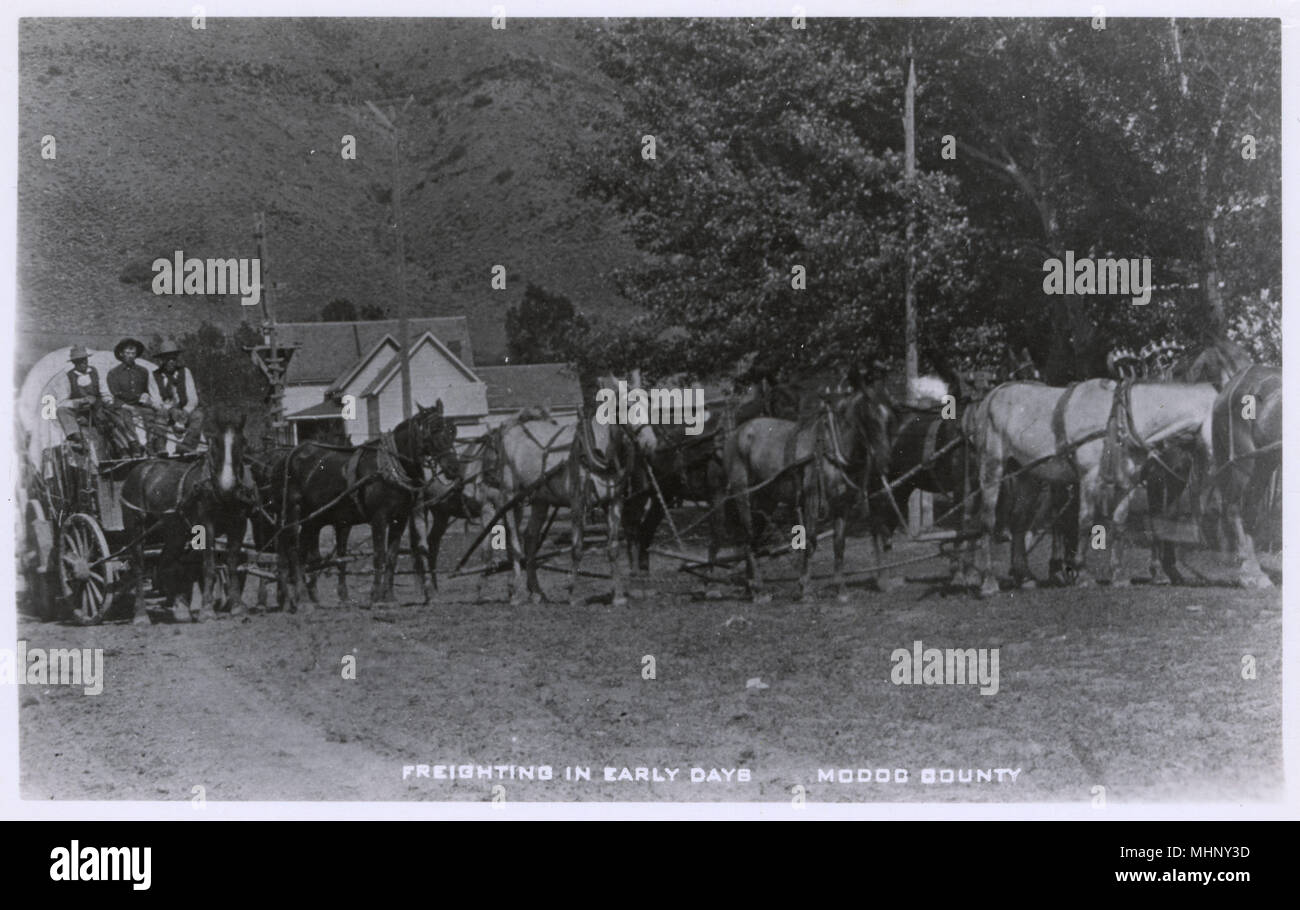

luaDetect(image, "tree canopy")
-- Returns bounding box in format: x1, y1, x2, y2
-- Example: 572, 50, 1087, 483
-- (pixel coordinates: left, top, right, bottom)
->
579, 18, 1280, 384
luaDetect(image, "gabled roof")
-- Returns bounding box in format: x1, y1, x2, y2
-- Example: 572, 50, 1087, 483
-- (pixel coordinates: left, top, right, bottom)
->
359, 330, 481, 398
474, 363, 582, 412
278, 317, 474, 384
326, 333, 400, 397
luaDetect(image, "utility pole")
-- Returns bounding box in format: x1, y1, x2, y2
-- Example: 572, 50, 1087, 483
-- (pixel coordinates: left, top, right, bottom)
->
902, 40, 931, 535
363, 96, 416, 420
903, 40, 919, 406
250, 211, 297, 445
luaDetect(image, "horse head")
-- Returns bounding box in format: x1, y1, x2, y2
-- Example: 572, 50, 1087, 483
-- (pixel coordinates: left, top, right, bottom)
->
205, 408, 248, 498
594, 372, 658, 460
413, 399, 462, 482
842, 368, 897, 474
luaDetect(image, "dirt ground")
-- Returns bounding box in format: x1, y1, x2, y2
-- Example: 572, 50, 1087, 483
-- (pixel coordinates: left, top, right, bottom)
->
17, 526, 1282, 805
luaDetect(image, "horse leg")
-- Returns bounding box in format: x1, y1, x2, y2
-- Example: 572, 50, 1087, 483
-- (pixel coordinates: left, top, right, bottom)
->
504, 504, 527, 606
301, 524, 322, 605
367, 518, 387, 607
1007, 479, 1036, 589
608, 495, 627, 607
384, 516, 404, 603
336, 524, 354, 606
222, 513, 247, 615
974, 457, 1004, 598
427, 510, 450, 597
196, 519, 216, 622
1225, 473, 1272, 588
1107, 486, 1139, 587
131, 528, 150, 625
523, 503, 548, 605
734, 482, 768, 604
408, 512, 430, 604
833, 511, 849, 603
633, 495, 662, 595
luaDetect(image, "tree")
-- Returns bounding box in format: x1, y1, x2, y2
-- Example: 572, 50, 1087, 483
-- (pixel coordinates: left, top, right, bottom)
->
320, 298, 358, 321
176, 322, 271, 442
505, 283, 591, 364
581, 19, 977, 383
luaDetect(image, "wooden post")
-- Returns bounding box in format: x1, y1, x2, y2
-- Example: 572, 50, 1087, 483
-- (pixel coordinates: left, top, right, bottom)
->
364, 97, 416, 421
903, 41, 918, 405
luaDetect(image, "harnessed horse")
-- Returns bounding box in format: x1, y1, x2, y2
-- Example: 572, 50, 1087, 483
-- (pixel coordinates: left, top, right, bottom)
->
276, 402, 459, 610
491, 376, 657, 606
719, 370, 895, 603
120, 409, 255, 621
1211, 365, 1280, 587
965, 379, 1216, 596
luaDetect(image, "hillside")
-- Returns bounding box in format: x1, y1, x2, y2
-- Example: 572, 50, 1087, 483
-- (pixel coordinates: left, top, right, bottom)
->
17, 18, 642, 371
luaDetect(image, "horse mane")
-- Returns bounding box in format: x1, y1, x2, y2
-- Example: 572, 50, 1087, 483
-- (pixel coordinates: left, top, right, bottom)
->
516, 405, 551, 423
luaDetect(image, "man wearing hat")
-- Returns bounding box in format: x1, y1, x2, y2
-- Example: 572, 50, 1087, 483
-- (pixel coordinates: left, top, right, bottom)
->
152, 338, 204, 453
106, 337, 160, 456
56, 346, 113, 456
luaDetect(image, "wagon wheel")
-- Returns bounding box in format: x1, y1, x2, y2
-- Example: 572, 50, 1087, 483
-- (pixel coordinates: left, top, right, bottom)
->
59, 513, 117, 625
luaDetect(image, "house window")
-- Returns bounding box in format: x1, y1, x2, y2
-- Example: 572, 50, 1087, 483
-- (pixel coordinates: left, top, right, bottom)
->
367, 396, 381, 438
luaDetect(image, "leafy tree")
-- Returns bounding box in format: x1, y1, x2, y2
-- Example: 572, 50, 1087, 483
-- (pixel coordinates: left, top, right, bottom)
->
581, 19, 977, 383
505, 283, 591, 364
174, 322, 271, 442
320, 298, 359, 321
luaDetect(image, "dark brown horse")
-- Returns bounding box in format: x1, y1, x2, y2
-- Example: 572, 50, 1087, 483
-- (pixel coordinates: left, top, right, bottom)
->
1211, 365, 1280, 587
120, 409, 255, 622
276, 402, 458, 610
720, 370, 895, 603
622, 382, 770, 581
409, 435, 489, 601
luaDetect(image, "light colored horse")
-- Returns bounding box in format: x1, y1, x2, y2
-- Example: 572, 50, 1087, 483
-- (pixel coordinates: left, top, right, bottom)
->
719, 373, 895, 603
965, 379, 1217, 596
496, 376, 657, 606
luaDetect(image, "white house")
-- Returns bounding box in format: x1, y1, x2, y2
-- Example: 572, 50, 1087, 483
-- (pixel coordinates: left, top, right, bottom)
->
277, 316, 581, 444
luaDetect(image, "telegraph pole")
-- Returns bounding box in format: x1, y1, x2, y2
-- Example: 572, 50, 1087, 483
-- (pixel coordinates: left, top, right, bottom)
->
903, 40, 919, 405
250, 211, 297, 445
363, 96, 416, 420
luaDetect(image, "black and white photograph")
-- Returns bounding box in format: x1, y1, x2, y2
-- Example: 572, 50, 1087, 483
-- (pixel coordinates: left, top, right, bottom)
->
2, 4, 1292, 820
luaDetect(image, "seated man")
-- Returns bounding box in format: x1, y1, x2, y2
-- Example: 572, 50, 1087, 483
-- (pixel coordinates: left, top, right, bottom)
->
152, 338, 204, 453
55, 346, 111, 457
105, 337, 161, 456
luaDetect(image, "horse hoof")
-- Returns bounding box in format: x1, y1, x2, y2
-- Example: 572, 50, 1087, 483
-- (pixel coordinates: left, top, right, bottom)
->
1017, 578, 1037, 590
704, 589, 725, 601
132, 611, 153, 627
612, 596, 629, 608
190, 610, 209, 623
1240, 573, 1274, 590
1109, 577, 1132, 589
977, 578, 1000, 599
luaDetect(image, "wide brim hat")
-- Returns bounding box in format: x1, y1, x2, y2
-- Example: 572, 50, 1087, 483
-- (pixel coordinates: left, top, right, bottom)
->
155, 338, 184, 357
68, 345, 90, 361
113, 337, 146, 361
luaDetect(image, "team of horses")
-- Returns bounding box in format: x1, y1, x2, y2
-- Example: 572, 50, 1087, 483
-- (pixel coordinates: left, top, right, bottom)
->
116, 350, 1280, 620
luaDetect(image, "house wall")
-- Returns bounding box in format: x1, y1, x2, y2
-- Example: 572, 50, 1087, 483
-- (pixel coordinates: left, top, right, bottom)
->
347, 349, 488, 444
339, 341, 398, 400
284, 383, 330, 416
